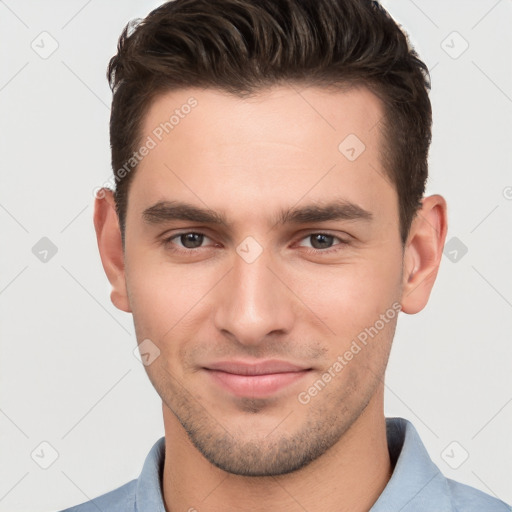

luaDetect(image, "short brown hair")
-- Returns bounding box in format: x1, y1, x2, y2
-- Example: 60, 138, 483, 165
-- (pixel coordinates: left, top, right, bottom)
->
107, 0, 432, 245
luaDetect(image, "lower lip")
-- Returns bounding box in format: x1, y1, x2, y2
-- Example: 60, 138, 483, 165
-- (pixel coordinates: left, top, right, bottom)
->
205, 369, 310, 398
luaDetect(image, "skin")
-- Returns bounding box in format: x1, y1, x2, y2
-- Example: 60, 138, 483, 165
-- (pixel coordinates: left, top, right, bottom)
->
94, 85, 447, 512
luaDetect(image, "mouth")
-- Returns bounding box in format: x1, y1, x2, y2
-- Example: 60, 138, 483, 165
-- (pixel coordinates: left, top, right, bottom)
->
203, 360, 312, 398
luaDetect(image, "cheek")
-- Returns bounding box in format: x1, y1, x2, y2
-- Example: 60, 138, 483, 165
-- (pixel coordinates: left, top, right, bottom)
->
125, 253, 220, 339
284, 250, 402, 340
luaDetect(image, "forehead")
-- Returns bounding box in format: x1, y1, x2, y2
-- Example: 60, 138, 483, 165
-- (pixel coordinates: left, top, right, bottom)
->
140, 84, 384, 154
129, 85, 395, 226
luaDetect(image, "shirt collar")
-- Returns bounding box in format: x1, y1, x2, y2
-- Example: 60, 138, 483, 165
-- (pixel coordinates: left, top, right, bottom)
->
134, 417, 452, 512
370, 417, 452, 511
135, 436, 166, 512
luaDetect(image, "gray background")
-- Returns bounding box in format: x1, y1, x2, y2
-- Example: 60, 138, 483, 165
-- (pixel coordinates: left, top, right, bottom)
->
0, 1, 511, 510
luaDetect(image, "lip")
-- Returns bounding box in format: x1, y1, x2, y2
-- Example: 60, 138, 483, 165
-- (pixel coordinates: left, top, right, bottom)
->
203, 360, 311, 398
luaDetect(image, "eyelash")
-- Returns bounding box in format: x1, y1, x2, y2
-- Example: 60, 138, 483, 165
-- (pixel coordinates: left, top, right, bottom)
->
161, 231, 349, 256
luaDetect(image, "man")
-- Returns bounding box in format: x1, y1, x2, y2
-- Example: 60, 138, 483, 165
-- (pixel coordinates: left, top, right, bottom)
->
61, 0, 510, 510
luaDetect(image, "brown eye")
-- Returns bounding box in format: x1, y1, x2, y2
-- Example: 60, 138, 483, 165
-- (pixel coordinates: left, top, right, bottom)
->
309, 234, 335, 249
163, 231, 214, 253
178, 233, 205, 249
297, 233, 349, 255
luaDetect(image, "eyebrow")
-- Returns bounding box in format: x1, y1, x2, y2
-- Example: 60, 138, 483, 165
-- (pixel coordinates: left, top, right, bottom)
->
142, 199, 373, 227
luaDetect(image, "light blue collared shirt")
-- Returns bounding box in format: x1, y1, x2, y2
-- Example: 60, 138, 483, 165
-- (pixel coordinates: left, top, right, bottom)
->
59, 417, 511, 511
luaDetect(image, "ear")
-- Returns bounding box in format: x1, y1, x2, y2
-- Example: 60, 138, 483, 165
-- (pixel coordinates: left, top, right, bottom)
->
93, 188, 131, 313
401, 194, 448, 314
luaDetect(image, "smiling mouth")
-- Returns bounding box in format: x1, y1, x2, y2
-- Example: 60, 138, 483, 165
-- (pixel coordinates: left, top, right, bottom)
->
203, 360, 312, 398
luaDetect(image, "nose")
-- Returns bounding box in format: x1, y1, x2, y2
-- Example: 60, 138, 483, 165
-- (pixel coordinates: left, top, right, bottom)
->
213, 243, 295, 347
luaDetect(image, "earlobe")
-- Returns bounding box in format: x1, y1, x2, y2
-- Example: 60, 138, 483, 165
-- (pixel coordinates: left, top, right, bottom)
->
93, 188, 132, 313
400, 195, 448, 314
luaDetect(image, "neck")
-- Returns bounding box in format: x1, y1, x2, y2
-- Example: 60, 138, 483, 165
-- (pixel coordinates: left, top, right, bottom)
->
161, 388, 391, 512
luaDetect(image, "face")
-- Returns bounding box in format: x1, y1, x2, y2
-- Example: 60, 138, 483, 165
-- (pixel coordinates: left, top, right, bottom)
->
121, 85, 405, 475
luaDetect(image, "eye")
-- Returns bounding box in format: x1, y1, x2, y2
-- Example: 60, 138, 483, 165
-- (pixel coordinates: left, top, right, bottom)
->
163, 232, 214, 252
297, 233, 348, 253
